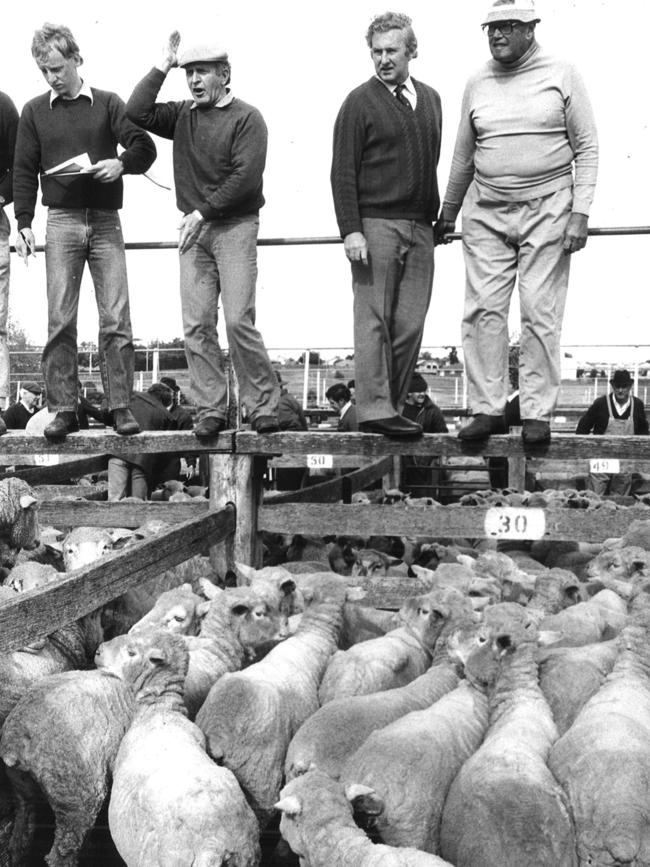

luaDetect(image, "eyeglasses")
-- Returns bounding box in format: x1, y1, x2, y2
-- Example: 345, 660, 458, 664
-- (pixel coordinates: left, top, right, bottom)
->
482, 20, 521, 36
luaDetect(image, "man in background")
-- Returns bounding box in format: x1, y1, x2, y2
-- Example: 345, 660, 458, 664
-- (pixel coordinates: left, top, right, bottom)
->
13, 22, 156, 440
0, 91, 18, 413
326, 382, 358, 432
331, 11, 442, 438
3, 382, 41, 429
127, 31, 280, 439
435, 0, 598, 445
401, 373, 448, 498
576, 369, 648, 496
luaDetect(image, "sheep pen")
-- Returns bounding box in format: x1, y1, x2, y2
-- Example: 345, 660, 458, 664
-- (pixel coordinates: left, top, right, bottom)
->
1, 428, 650, 865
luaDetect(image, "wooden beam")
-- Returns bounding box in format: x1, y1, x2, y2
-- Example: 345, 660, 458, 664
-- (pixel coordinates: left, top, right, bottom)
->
35, 483, 108, 501
236, 431, 650, 460
37, 499, 208, 528
0, 454, 109, 482
0, 506, 235, 652
264, 476, 345, 506
0, 430, 235, 456
209, 454, 266, 573
258, 503, 637, 542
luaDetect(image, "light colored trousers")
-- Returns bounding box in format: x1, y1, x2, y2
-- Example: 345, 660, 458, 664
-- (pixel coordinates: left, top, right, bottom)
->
0, 210, 10, 400
108, 457, 147, 501
461, 182, 572, 421
179, 215, 279, 424
352, 218, 434, 423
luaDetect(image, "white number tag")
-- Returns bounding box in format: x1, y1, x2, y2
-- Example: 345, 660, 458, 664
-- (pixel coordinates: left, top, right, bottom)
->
34, 454, 60, 466
307, 454, 333, 469
484, 508, 546, 540
589, 459, 620, 474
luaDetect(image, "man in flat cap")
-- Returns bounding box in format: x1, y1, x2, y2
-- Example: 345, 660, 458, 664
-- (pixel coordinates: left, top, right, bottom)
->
435, 0, 598, 445
576, 368, 648, 496
126, 32, 280, 438
3, 381, 41, 429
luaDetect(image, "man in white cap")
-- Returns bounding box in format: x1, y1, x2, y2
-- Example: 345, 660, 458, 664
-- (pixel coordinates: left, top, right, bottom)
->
126, 32, 280, 438
435, 0, 598, 445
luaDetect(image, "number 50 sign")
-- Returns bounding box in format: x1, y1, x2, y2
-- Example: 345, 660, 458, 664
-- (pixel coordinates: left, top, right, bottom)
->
484, 508, 546, 540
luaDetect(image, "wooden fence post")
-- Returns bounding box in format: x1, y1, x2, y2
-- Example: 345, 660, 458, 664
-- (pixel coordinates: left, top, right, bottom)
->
209, 452, 266, 575
383, 455, 401, 491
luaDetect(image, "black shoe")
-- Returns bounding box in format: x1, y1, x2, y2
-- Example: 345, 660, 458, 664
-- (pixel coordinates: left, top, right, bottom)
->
457, 414, 506, 441
522, 419, 551, 445
44, 411, 79, 440
113, 408, 141, 436
252, 415, 280, 434
359, 416, 423, 438
194, 417, 227, 438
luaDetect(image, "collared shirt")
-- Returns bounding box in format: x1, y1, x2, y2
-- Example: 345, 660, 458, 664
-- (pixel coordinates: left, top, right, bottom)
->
340, 401, 354, 421
612, 394, 632, 416
376, 75, 417, 109
50, 79, 94, 108
190, 88, 235, 111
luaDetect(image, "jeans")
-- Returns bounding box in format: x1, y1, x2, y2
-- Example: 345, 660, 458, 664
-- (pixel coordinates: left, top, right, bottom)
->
108, 457, 147, 500
0, 210, 10, 400
179, 215, 279, 423
352, 218, 434, 422
44, 208, 135, 411
461, 182, 572, 420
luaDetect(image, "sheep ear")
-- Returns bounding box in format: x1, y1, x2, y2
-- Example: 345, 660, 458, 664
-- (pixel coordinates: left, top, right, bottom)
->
279, 577, 296, 596
346, 784, 384, 816
411, 564, 434, 580
345, 783, 375, 801
197, 577, 222, 600
274, 796, 302, 816
19, 495, 37, 510
107, 528, 135, 544
537, 629, 563, 647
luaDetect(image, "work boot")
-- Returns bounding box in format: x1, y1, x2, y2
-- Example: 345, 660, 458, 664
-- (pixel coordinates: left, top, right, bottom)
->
113, 408, 140, 436
522, 419, 551, 445
457, 414, 506, 441
44, 411, 79, 440
194, 417, 227, 438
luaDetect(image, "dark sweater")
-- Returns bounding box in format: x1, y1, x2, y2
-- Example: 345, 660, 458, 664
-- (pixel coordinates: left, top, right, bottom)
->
2, 402, 35, 430
126, 68, 266, 220
331, 77, 442, 238
0, 92, 19, 206
14, 88, 156, 230
576, 394, 649, 436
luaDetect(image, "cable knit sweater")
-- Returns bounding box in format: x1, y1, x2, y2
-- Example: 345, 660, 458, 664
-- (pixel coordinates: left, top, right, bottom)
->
442, 43, 598, 220
331, 76, 442, 238
0, 92, 18, 206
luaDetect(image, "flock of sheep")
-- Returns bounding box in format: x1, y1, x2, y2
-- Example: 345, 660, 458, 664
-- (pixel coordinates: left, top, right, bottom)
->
0, 475, 648, 865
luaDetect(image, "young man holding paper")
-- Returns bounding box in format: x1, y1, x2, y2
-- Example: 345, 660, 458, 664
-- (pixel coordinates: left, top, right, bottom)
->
13, 22, 156, 439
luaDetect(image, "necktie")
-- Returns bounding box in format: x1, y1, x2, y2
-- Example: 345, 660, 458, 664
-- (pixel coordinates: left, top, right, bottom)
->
394, 83, 412, 110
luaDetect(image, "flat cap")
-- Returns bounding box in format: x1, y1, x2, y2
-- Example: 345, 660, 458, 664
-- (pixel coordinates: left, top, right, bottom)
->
21, 381, 42, 394
482, 0, 540, 25
178, 43, 229, 68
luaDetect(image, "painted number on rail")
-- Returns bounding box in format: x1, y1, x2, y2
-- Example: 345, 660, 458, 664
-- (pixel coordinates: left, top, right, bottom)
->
307, 453, 333, 469
589, 459, 620, 474
484, 508, 546, 540
33, 454, 60, 466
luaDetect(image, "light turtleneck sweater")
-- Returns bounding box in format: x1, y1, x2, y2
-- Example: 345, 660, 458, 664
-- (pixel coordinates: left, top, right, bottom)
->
442, 42, 598, 220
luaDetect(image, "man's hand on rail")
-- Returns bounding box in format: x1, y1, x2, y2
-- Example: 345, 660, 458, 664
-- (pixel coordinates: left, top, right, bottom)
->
433, 217, 456, 246
563, 213, 589, 254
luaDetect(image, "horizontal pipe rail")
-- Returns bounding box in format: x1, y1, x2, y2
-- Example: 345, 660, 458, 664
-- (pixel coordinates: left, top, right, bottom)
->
8, 226, 650, 254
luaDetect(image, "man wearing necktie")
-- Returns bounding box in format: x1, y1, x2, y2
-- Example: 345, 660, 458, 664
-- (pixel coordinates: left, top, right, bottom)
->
331, 11, 442, 438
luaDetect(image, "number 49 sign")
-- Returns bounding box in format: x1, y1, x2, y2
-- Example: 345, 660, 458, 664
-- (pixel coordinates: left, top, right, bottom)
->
484, 508, 546, 540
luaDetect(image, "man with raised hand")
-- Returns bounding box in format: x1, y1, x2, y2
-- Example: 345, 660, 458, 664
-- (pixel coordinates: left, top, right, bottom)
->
126, 31, 280, 439
13, 22, 156, 440
435, 0, 598, 446
331, 11, 442, 439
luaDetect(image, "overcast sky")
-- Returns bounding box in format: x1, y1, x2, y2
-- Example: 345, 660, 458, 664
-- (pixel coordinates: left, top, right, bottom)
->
4, 0, 649, 366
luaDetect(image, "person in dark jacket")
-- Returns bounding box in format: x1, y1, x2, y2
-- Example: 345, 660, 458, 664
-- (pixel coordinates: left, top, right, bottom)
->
107, 383, 174, 500
3, 382, 42, 429
576, 368, 649, 496
277, 372, 308, 432
401, 373, 447, 497
326, 383, 358, 432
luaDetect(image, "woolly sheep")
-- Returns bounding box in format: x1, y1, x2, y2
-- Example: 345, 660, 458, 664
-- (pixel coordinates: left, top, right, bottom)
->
275, 769, 452, 866
0, 629, 190, 866
285, 597, 476, 781
439, 608, 577, 867
0, 478, 40, 551
108, 631, 260, 867
538, 588, 628, 647
2, 561, 60, 593
318, 588, 466, 704
196, 588, 346, 826
549, 609, 650, 866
